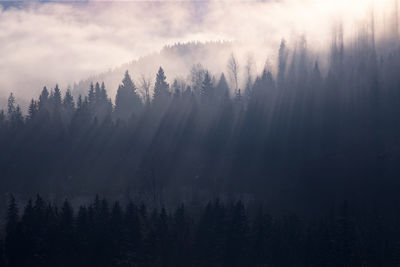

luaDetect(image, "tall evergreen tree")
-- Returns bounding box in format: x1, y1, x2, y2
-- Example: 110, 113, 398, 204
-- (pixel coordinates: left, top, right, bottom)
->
172, 79, 181, 99
63, 89, 75, 115
115, 71, 142, 120
53, 84, 62, 108
38, 86, 49, 111
7, 94, 23, 129
153, 67, 170, 106
216, 73, 230, 102
5, 195, 18, 236
28, 99, 38, 120
278, 39, 288, 88
5, 195, 21, 267
88, 82, 95, 108
7, 93, 16, 119
201, 71, 213, 102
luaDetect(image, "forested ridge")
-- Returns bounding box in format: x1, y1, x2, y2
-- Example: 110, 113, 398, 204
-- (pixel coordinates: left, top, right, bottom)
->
1, 30, 400, 211
71, 41, 233, 99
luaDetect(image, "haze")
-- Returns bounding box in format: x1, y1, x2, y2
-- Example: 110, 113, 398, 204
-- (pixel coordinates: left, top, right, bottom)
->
0, 0, 396, 106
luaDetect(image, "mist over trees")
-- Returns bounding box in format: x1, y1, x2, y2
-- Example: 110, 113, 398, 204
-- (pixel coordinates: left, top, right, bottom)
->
1, 20, 400, 215
72, 41, 233, 100
1, 7, 400, 266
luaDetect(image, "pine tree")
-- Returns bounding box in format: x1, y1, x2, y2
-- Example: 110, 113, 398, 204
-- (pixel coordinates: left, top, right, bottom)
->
34, 194, 46, 223
0, 238, 5, 267
216, 73, 230, 102
88, 83, 95, 108
124, 201, 142, 264
63, 89, 75, 112
244, 76, 253, 104
28, 99, 38, 120
110, 202, 124, 263
77, 95, 83, 109
225, 201, 249, 267
182, 85, 192, 100
94, 82, 101, 104
59, 199, 74, 264
98, 82, 113, 121
115, 71, 142, 120
335, 201, 359, 266
190, 63, 206, 97
7, 93, 16, 119
172, 79, 181, 98
153, 67, 170, 106
6, 195, 19, 235
76, 205, 89, 258
155, 207, 169, 265
60, 199, 74, 233
278, 39, 288, 88
5, 195, 22, 267
171, 204, 192, 266
19, 199, 36, 265
0, 110, 5, 129
100, 82, 107, 101
8, 96, 23, 129
38, 86, 49, 111
251, 207, 272, 266
201, 71, 213, 102
53, 84, 62, 108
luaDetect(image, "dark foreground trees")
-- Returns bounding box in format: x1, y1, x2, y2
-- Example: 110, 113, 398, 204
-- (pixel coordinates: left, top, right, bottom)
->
2, 196, 400, 267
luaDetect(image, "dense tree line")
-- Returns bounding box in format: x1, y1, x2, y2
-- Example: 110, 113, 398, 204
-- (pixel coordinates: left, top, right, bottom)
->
1, 29, 400, 213
1, 195, 400, 267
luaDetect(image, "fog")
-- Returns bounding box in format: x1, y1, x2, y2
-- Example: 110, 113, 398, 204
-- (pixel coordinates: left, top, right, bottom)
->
0, 0, 397, 107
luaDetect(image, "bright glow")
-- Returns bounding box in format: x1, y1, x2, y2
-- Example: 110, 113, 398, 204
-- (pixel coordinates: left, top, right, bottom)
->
0, 0, 398, 104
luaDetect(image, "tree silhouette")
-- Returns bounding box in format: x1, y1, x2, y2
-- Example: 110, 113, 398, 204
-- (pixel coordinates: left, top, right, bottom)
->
153, 67, 170, 107
115, 71, 142, 120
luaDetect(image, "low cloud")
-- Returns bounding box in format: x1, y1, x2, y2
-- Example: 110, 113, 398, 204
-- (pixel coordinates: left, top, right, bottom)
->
0, 0, 396, 105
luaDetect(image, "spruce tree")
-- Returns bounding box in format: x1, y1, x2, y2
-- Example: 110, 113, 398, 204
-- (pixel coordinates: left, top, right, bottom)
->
153, 67, 170, 106
38, 86, 49, 111
94, 82, 101, 104
216, 73, 230, 101
5, 195, 21, 267
115, 71, 142, 120
278, 39, 288, 88
53, 84, 62, 108
6, 195, 18, 235
201, 71, 213, 102
7, 93, 16, 119
63, 89, 75, 112
88, 82, 95, 108
28, 99, 38, 120
172, 79, 181, 98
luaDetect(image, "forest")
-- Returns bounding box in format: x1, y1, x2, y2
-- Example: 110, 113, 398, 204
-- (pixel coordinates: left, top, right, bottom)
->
1, 195, 400, 267
1, 32, 400, 210
1, 16, 400, 265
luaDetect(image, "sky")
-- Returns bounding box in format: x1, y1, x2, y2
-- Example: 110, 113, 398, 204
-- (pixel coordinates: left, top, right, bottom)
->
0, 0, 396, 105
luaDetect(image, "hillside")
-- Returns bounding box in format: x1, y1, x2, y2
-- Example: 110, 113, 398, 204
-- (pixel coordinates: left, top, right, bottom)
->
72, 41, 234, 100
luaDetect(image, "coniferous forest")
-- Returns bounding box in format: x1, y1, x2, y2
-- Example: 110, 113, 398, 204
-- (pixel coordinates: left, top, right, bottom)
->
2, 195, 400, 267
2, 10, 400, 265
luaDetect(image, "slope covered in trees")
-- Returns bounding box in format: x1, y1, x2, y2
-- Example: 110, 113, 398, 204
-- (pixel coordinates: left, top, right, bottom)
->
1, 27, 400, 215
72, 41, 233, 100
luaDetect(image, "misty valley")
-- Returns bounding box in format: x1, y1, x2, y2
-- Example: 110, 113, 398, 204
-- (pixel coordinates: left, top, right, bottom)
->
2, 0, 400, 266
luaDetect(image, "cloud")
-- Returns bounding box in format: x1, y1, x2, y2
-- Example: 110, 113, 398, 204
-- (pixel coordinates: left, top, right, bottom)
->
0, 0, 396, 105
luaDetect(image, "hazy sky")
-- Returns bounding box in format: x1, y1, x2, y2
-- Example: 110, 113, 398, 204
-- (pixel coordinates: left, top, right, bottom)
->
0, 0, 395, 104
